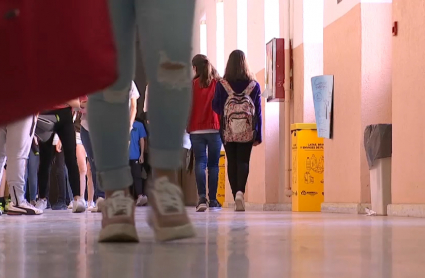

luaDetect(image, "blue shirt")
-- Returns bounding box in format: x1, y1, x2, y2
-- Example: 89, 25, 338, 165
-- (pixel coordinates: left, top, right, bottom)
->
129, 121, 147, 160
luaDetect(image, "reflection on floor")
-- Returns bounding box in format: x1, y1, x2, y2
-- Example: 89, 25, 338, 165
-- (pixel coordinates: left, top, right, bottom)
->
0, 208, 424, 278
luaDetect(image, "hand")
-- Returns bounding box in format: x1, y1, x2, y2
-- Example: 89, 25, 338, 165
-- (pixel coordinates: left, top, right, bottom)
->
56, 140, 62, 153
139, 155, 144, 164
34, 137, 38, 146
253, 141, 261, 146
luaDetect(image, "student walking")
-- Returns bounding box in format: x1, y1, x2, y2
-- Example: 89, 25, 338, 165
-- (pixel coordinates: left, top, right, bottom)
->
87, 0, 196, 242
188, 54, 222, 212
80, 81, 140, 213
129, 120, 148, 206
212, 50, 263, 212
0, 116, 43, 215
35, 99, 86, 213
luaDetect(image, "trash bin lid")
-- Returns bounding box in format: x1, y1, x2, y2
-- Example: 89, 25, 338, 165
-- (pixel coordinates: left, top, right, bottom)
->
291, 123, 317, 131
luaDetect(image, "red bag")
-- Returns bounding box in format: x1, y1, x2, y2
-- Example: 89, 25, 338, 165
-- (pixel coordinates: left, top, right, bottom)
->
0, 0, 117, 125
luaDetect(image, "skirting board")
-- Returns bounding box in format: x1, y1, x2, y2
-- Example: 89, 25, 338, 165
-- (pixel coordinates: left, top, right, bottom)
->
387, 204, 425, 218
223, 202, 292, 211
321, 203, 371, 214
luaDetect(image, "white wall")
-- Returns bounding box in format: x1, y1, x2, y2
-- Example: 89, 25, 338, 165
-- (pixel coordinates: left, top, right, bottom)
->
303, 0, 324, 123
192, 0, 206, 57
247, 0, 266, 74
206, 0, 217, 68
293, 0, 304, 47
224, 0, 238, 63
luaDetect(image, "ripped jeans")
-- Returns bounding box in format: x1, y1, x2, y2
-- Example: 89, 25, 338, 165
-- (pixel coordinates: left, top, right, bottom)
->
87, 0, 195, 191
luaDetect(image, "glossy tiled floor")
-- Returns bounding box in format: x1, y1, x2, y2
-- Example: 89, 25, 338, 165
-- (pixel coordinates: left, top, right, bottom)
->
0, 208, 424, 278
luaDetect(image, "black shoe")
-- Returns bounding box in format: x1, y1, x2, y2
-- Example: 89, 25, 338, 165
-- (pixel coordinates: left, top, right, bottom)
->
196, 197, 208, 212
51, 202, 68, 210
209, 199, 222, 211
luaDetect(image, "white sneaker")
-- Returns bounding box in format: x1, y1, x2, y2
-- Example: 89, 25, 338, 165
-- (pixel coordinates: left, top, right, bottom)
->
87, 201, 95, 210
35, 199, 48, 210
89, 197, 104, 213
234, 191, 245, 212
136, 195, 148, 207
72, 198, 86, 213
147, 177, 195, 242
99, 191, 138, 242
8, 200, 43, 215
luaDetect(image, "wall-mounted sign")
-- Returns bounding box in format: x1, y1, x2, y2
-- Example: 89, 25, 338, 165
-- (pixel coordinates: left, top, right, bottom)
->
311, 75, 334, 139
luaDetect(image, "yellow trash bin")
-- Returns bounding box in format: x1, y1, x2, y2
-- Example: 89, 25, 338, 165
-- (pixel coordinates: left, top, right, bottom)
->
217, 151, 226, 205
291, 124, 324, 212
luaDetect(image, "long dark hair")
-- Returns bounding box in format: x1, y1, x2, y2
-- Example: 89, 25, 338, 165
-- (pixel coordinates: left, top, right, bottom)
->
223, 50, 255, 82
192, 54, 220, 88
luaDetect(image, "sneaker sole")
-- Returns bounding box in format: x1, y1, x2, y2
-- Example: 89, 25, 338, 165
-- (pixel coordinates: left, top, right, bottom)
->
209, 207, 222, 211
153, 223, 196, 242
7, 209, 42, 216
196, 204, 207, 212
235, 198, 245, 212
148, 213, 196, 242
98, 223, 139, 243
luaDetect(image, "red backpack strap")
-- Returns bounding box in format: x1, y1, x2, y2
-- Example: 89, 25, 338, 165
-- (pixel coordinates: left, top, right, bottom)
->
220, 79, 235, 96
242, 81, 257, 96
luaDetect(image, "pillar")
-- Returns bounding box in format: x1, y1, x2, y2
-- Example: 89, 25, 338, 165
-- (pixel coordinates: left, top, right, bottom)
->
389, 0, 425, 217
206, 0, 217, 68
322, 0, 392, 213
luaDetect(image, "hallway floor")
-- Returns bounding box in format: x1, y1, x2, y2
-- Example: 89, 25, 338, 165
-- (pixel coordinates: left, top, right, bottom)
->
0, 208, 423, 278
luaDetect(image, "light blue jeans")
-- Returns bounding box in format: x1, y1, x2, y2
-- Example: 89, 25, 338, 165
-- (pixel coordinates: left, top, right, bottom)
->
87, 0, 195, 191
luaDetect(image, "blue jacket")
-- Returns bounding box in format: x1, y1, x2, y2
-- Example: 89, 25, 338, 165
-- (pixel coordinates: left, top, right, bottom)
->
212, 80, 262, 143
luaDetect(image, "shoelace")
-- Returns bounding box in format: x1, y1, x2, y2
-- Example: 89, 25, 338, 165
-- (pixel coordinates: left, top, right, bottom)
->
156, 180, 182, 213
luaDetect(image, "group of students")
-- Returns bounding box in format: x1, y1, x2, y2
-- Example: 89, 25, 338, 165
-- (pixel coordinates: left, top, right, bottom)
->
2, 0, 264, 244
0, 81, 149, 216
0, 49, 261, 244
189, 50, 262, 213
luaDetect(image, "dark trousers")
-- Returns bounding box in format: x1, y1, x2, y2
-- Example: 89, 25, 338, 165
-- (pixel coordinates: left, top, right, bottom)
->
129, 160, 144, 197
190, 133, 222, 200
38, 108, 80, 199
223, 142, 253, 199
25, 151, 39, 202
80, 126, 105, 199
52, 150, 72, 204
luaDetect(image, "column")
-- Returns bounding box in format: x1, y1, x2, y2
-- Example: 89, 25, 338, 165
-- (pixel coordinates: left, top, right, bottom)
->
389, 0, 425, 216
243, 0, 267, 206
322, 0, 392, 213
224, 0, 237, 61
206, 0, 217, 67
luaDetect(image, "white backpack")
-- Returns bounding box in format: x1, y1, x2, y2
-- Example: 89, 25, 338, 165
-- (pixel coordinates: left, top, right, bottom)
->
220, 80, 257, 143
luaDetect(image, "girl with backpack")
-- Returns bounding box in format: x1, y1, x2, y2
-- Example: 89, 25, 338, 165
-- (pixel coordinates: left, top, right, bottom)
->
187, 54, 222, 212
212, 50, 263, 212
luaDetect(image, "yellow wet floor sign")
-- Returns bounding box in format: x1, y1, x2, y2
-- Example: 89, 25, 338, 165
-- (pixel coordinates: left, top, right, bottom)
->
291, 124, 324, 212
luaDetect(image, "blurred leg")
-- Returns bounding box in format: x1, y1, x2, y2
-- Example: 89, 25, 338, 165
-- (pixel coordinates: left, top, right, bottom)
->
88, 0, 138, 242
135, 0, 196, 241
76, 143, 87, 201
